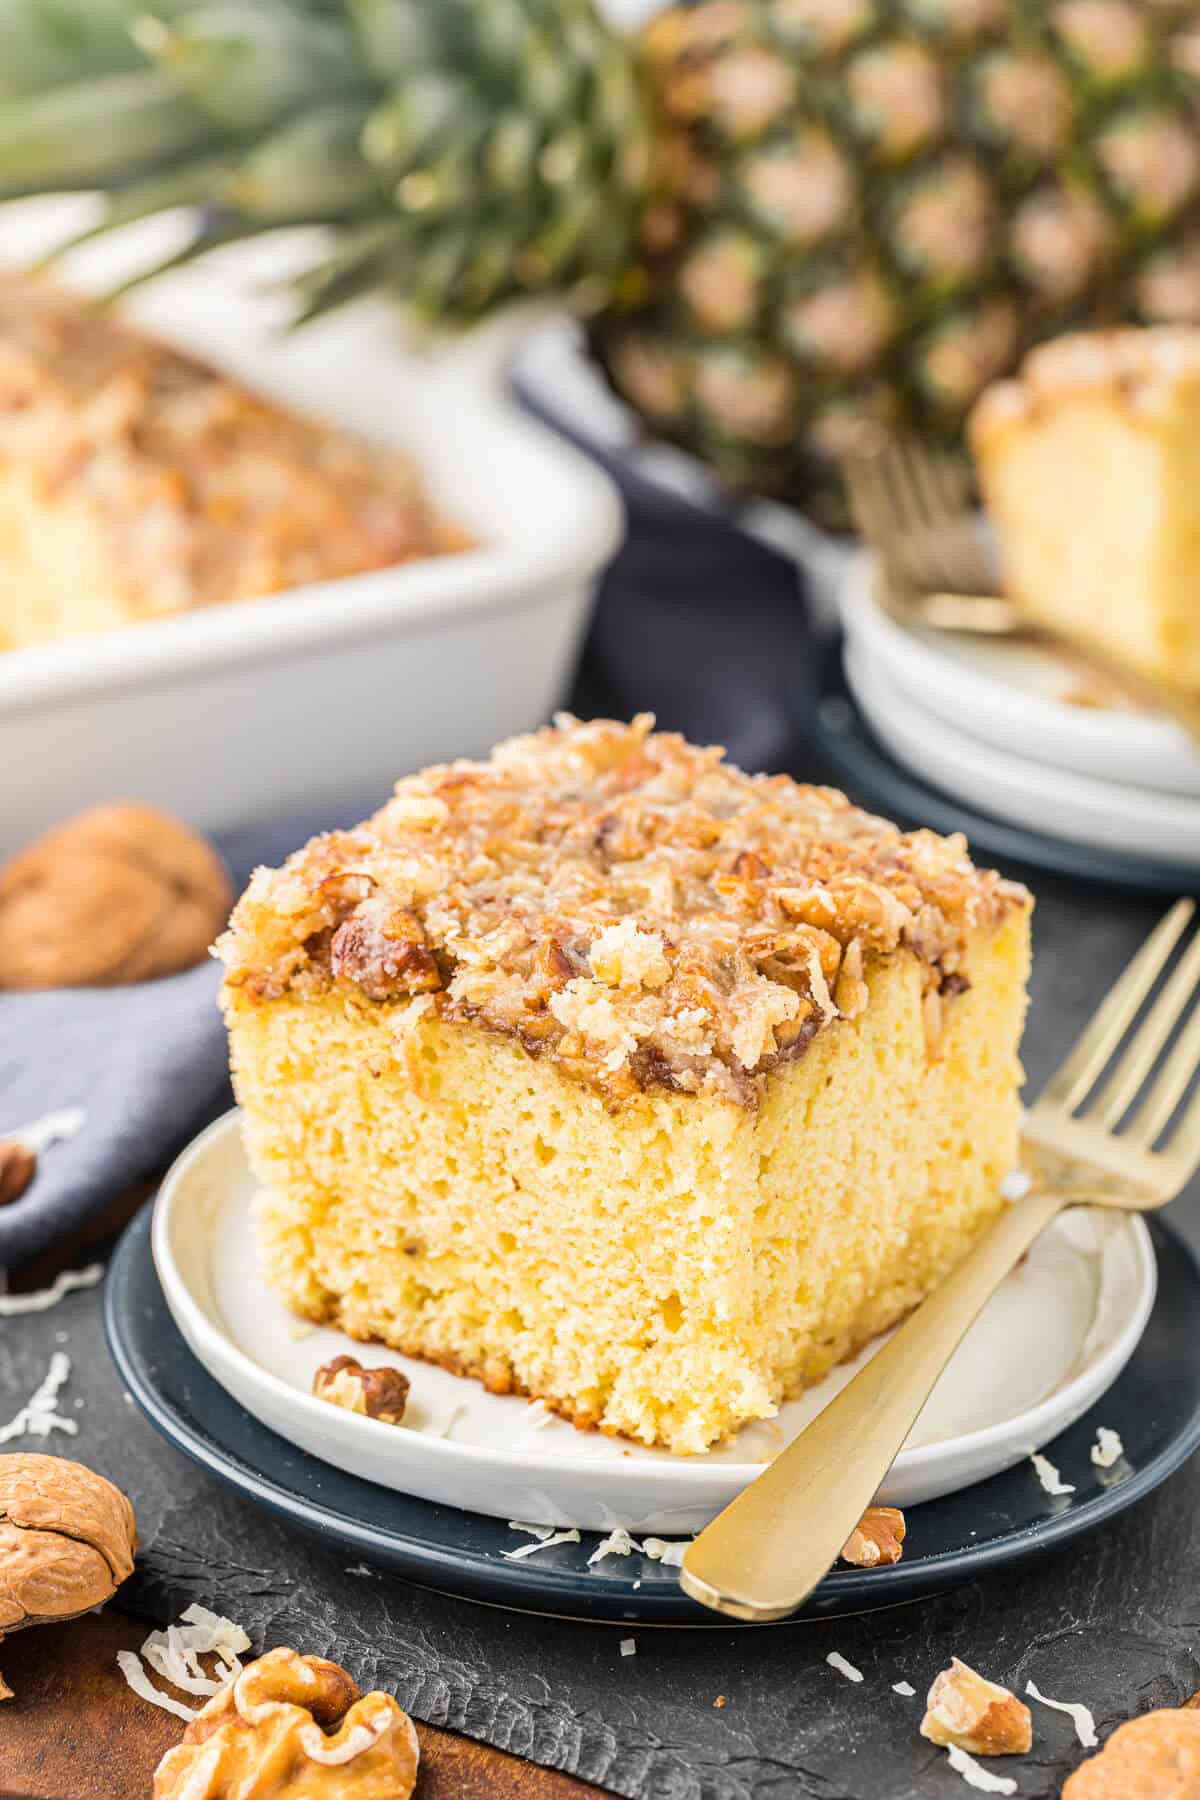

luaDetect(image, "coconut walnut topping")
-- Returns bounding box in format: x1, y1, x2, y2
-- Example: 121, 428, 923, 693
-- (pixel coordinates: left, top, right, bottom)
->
921, 1659, 1033, 1757
312, 1356, 410, 1426
219, 716, 1027, 1106
153, 1647, 419, 1800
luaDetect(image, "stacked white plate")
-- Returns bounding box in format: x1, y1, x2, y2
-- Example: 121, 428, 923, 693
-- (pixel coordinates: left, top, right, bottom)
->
839, 554, 1200, 866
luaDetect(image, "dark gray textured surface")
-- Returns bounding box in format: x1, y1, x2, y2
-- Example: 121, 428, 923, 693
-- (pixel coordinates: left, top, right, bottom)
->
5, 874, 1200, 1800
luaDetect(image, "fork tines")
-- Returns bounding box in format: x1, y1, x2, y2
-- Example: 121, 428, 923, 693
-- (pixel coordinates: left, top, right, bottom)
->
1033, 898, 1200, 1185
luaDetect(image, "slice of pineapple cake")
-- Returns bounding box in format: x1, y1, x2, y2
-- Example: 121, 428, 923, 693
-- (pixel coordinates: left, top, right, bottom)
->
218, 716, 1031, 1454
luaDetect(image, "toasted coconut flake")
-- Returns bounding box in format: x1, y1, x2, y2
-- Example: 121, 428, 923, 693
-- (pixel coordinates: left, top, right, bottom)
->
588, 1528, 643, 1565
1090, 1427, 1124, 1470
117, 1651, 197, 1723
0, 1351, 75, 1444
1030, 1452, 1075, 1496
502, 1528, 581, 1561
0, 1265, 104, 1316
826, 1651, 864, 1684
945, 1745, 1018, 1794
642, 1536, 691, 1567
1026, 1679, 1098, 1747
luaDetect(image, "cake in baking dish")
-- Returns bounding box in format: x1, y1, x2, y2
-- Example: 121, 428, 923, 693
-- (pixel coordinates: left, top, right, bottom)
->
219, 716, 1031, 1454
0, 276, 459, 651
971, 328, 1200, 696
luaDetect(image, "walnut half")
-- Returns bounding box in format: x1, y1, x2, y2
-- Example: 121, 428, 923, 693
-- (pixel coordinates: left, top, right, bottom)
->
154, 1646, 420, 1799
1063, 1708, 1200, 1798
921, 1658, 1032, 1756
312, 1356, 410, 1425
0, 1454, 137, 1700
840, 1505, 906, 1568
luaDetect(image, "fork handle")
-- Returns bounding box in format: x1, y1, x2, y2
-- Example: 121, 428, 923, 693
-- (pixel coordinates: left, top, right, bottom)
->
680, 1186, 1068, 1621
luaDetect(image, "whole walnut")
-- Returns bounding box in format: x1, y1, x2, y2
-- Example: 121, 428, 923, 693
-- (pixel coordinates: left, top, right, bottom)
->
0, 803, 233, 989
154, 1646, 419, 1800
0, 1453, 138, 1699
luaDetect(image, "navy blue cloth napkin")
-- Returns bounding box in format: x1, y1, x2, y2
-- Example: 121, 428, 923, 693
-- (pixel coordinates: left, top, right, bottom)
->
0, 474, 812, 1269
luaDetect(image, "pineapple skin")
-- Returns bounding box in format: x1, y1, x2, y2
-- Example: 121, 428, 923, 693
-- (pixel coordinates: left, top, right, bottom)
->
596, 0, 1200, 516
5, 0, 1200, 517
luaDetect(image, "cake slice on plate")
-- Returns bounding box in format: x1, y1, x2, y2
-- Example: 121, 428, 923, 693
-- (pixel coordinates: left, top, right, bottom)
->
971, 328, 1200, 696
218, 717, 1031, 1454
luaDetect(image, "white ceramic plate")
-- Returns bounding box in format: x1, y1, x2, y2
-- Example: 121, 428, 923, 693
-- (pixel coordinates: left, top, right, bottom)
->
841, 557, 1200, 799
151, 1111, 1156, 1534
844, 638, 1200, 865
0, 201, 623, 856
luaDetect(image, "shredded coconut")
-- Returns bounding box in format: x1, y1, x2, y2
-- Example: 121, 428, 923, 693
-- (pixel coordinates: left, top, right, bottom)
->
620, 1638, 637, 1657
0, 1264, 104, 1316
523, 1400, 555, 1430
588, 1528, 643, 1566
946, 1745, 1018, 1794
1026, 1679, 1098, 1748
117, 1650, 198, 1723
345, 1563, 378, 1578
1030, 1452, 1075, 1496
642, 1537, 691, 1567
423, 1402, 465, 1440
508, 1521, 556, 1541
118, 1606, 251, 1722
1000, 1169, 1032, 1202
502, 1528, 581, 1561
826, 1651, 864, 1684
1090, 1427, 1124, 1470
0, 1351, 75, 1444
893, 1680, 916, 1697
7, 1107, 87, 1156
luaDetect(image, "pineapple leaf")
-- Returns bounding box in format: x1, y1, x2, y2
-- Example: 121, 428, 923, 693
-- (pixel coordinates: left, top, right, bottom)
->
221, 102, 380, 221
131, 4, 366, 133
0, 68, 215, 193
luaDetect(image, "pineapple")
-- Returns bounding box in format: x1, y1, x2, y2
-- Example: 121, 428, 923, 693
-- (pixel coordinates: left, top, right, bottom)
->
1, 0, 1198, 514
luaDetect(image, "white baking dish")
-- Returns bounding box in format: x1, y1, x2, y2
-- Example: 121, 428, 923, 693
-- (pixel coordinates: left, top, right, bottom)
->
0, 204, 624, 855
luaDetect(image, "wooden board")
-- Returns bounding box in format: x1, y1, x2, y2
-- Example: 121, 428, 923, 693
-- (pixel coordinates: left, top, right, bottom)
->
0, 1610, 602, 1799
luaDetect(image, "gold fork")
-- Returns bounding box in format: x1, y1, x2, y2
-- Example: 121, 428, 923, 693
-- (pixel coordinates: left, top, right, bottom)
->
842, 431, 1200, 742
681, 899, 1200, 1621
841, 431, 1020, 636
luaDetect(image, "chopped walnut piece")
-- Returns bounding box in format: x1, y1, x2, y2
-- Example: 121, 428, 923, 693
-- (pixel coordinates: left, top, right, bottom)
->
0, 1140, 35, 1207
921, 1659, 1033, 1757
153, 1647, 419, 1799
312, 1356, 410, 1426
330, 900, 441, 1001
840, 1505, 906, 1568
1063, 1708, 1200, 1798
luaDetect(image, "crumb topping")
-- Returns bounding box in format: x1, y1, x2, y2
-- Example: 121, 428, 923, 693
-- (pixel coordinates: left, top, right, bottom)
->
218, 716, 1028, 1106
970, 324, 1200, 451
0, 275, 457, 622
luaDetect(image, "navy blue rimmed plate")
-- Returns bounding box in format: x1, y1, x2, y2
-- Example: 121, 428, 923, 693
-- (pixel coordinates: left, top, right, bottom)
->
107, 1204, 1200, 1627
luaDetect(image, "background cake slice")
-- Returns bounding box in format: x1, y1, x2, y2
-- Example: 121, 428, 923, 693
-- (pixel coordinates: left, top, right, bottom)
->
219, 717, 1031, 1455
971, 328, 1200, 696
